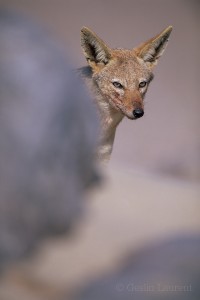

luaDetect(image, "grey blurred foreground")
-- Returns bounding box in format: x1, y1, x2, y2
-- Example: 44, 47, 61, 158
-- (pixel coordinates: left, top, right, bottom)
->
74, 236, 200, 300
0, 10, 98, 268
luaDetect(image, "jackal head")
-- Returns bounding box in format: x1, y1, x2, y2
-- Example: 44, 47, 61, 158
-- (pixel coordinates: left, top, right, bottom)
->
81, 26, 172, 120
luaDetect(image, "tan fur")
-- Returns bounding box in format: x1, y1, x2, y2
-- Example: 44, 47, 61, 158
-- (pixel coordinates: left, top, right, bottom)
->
80, 26, 172, 162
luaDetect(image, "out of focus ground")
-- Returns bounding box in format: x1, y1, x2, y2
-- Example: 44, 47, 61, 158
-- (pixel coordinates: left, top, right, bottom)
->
0, 166, 199, 299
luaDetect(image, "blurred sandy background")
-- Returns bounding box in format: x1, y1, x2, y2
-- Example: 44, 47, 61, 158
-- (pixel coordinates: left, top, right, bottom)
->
0, 1, 199, 299
1, 0, 199, 181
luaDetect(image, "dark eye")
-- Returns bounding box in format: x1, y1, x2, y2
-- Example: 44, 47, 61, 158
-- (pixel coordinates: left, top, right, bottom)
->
139, 81, 147, 88
112, 81, 123, 89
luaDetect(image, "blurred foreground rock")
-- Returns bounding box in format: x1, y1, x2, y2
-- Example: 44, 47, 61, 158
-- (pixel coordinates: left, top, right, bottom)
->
0, 9, 98, 269
74, 235, 200, 300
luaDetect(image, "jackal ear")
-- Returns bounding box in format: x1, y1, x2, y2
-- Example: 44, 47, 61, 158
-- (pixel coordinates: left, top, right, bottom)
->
81, 27, 112, 67
134, 26, 172, 67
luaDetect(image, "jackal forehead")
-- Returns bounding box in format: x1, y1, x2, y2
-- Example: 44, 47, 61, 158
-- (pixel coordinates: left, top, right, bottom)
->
94, 49, 152, 87
112, 49, 150, 70
110, 57, 152, 83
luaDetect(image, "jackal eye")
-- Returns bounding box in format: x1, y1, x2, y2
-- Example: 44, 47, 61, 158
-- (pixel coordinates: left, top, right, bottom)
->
112, 81, 123, 89
139, 81, 147, 88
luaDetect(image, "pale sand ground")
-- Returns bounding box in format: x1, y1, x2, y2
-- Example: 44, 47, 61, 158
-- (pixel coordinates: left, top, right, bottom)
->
0, 164, 199, 300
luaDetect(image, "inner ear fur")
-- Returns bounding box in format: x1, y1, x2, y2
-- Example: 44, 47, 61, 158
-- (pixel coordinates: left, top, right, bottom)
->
134, 26, 173, 67
81, 27, 112, 66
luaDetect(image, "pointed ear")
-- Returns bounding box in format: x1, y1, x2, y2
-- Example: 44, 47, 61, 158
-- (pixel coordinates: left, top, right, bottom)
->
81, 27, 112, 67
134, 26, 173, 67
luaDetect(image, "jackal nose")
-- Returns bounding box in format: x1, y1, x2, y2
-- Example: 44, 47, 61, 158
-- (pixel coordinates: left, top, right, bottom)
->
133, 108, 144, 119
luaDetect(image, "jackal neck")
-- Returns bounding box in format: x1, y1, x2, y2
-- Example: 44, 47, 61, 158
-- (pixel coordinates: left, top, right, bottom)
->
78, 66, 124, 162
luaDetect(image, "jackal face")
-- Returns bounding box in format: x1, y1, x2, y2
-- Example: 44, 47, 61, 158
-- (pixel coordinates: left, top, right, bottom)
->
81, 26, 172, 120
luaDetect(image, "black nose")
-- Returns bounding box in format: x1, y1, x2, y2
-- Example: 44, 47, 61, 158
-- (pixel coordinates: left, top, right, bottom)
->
133, 108, 144, 119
